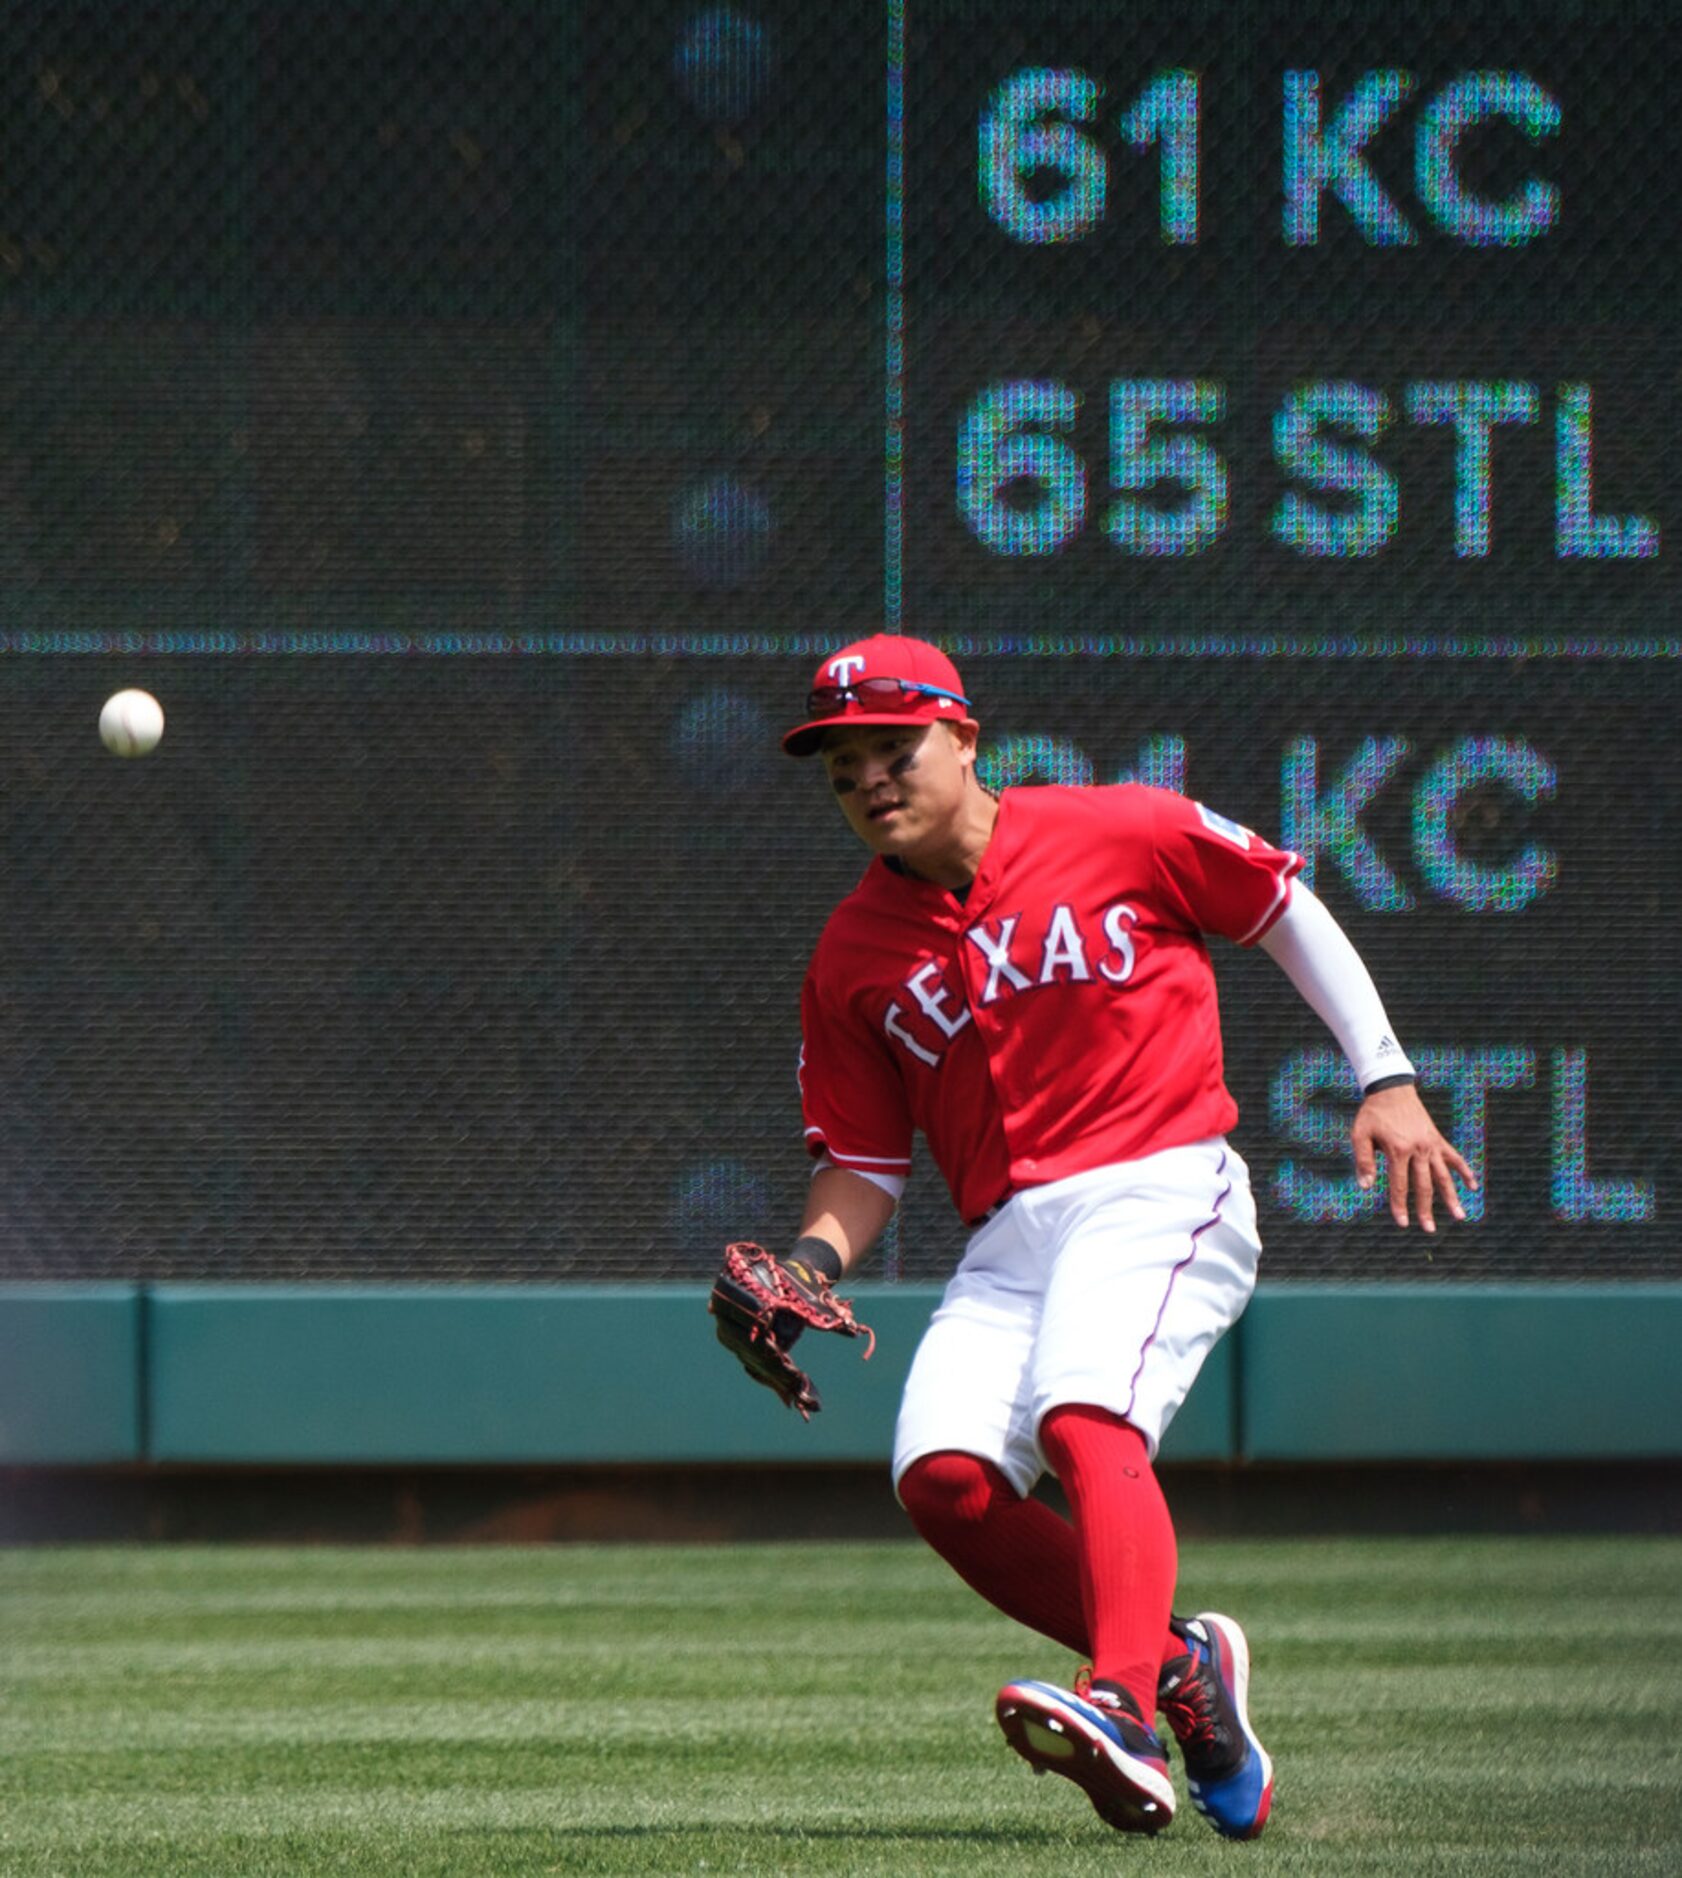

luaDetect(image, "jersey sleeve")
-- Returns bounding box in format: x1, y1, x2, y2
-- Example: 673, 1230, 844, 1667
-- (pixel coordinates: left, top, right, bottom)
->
1148, 789, 1303, 946
798, 967, 914, 1179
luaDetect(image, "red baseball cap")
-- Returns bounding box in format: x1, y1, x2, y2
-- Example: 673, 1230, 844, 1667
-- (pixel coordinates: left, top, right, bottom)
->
781, 634, 978, 757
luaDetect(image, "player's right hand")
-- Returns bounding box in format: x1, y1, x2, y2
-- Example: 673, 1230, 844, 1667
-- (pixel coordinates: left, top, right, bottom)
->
1351, 1083, 1478, 1233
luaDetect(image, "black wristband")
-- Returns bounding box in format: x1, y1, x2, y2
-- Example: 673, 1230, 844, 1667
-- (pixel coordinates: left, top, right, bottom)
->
1362, 1072, 1418, 1097
788, 1235, 844, 1281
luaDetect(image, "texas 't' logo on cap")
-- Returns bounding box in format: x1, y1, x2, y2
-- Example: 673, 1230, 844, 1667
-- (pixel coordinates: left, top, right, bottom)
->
781, 633, 976, 757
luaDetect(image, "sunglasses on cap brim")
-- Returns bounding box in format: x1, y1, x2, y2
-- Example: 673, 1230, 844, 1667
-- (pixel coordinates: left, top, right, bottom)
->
804, 677, 971, 717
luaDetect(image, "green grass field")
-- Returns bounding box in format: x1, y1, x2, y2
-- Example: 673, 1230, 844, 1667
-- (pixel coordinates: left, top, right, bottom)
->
2, 1537, 1678, 1876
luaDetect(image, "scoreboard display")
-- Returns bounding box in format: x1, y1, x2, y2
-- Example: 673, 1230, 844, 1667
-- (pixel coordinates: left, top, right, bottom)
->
0, 2, 1673, 1285
907, 3, 1674, 625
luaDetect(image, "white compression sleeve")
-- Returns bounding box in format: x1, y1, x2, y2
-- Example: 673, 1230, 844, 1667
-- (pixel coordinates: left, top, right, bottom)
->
1258, 886, 1417, 1093
812, 1154, 906, 1203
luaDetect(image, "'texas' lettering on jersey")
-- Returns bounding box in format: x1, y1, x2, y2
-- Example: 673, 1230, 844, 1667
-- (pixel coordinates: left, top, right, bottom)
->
882, 900, 1141, 1068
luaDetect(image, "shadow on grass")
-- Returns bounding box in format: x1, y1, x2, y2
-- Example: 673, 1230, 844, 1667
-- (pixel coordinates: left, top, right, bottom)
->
504, 1823, 1074, 1847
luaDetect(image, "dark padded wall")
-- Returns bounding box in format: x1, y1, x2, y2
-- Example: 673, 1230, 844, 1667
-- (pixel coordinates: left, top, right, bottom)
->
0, 3, 1674, 1283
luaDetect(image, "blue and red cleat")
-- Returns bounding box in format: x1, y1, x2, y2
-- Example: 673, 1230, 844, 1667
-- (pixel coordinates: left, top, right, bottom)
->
995, 1677, 1175, 1835
1158, 1611, 1275, 1840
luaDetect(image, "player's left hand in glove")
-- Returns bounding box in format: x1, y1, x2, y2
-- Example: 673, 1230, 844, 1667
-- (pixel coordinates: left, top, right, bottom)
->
709, 1240, 875, 1420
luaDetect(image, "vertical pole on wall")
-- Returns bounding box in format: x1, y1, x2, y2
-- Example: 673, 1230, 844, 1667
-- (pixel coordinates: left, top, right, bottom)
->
1228, 1307, 1248, 1465
228, 0, 256, 616
884, 0, 907, 628
552, 1, 583, 642
135, 1285, 153, 1466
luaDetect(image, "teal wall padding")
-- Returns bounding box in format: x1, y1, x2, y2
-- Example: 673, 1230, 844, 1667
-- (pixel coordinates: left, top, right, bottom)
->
0, 1285, 142, 1462
144, 1284, 1235, 1465
5, 1283, 1677, 1467
1241, 1285, 1682, 1460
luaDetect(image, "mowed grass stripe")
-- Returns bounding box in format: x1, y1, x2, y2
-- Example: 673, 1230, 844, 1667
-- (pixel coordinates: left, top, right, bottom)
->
1, 1538, 1678, 1876
4, 1532, 1666, 1595
3, 1661, 1676, 1754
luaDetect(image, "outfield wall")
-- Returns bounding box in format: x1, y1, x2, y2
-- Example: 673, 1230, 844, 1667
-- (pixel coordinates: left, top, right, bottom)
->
3, 1284, 1679, 1469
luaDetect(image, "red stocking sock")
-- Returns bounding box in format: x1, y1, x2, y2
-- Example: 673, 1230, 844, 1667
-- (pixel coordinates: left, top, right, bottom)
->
1039, 1404, 1178, 1724
899, 1450, 1090, 1657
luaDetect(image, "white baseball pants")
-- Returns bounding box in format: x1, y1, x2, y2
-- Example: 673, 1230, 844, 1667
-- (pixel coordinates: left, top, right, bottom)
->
892, 1137, 1261, 1498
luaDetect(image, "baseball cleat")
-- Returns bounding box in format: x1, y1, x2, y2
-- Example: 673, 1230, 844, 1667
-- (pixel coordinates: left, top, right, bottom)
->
996, 1678, 1175, 1835
1158, 1611, 1275, 1840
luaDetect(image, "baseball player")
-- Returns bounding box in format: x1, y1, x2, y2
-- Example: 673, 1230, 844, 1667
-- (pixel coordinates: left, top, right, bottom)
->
711, 634, 1475, 1840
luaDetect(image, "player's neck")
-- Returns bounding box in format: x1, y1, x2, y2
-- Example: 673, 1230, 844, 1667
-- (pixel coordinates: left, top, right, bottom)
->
896, 788, 999, 890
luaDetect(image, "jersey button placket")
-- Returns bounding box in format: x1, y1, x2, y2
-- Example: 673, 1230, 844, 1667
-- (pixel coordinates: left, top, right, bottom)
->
958, 919, 1020, 1117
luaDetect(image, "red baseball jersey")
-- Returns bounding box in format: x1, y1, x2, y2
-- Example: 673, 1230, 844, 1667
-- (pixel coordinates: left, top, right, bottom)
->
799, 784, 1302, 1224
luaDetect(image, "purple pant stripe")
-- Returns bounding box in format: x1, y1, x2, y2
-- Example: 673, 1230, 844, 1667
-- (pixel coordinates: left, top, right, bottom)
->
1124, 1150, 1232, 1422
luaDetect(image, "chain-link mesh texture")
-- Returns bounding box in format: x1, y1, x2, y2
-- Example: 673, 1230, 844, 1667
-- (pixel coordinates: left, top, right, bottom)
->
0, 2, 1675, 1284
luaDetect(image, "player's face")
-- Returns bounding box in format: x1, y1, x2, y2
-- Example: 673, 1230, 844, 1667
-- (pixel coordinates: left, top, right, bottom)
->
818, 720, 978, 863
